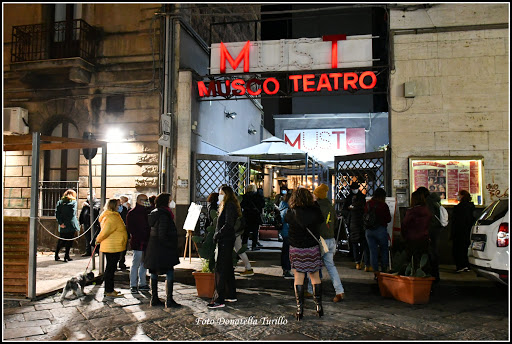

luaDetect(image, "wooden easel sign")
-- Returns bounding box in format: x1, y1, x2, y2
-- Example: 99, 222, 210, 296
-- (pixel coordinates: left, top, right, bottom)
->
183, 202, 202, 262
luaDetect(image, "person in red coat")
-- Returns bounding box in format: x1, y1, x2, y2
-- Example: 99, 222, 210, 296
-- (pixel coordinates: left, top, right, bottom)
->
126, 194, 152, 293
401, 190, 432, 271
364, 188, 392, 279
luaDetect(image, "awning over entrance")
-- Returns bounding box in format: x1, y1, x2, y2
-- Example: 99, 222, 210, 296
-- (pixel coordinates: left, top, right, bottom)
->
227, 136, 308, 162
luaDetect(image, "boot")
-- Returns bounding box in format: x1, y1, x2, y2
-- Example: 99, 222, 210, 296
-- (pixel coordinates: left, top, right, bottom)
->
294, 285, 304, 321
165, 280, 182, 308
150, 279, 164, 307
55, 243, 61, 261
64, 247, 73, 262
312, 283, 323, 318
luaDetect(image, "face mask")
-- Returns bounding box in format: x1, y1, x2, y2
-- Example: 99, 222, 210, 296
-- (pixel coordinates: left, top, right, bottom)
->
218, 194, 225, 203
352, 189, 358, 194
282, 190, 287, 195
141, 200, 151, 207
118, 205, 123, 213
169, 200, 176, 208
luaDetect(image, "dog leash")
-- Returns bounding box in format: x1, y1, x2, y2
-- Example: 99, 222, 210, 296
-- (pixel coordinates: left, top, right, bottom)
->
84, 244, 99, 273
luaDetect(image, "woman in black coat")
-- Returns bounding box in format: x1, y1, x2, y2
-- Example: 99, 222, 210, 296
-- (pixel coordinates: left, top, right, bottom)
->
208, 186, 241, 309
451, 190, 475, 272
285, 188, 325, 320
344, 182, 370, 270
143, 193, 182, 308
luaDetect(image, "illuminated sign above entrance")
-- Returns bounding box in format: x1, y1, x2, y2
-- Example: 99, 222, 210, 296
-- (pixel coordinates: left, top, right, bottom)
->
199, 35, 376, 98
284, 128, 366, 162
210, 35, 374, 74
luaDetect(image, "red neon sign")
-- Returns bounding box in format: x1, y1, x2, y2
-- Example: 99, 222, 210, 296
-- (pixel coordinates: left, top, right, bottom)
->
322, 34, 347, 69
220, 41, 250, 74
200, 36, 377, 97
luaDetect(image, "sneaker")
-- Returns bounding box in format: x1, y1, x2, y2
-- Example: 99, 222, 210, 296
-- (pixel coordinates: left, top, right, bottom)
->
119, 265, 128, 270
240, 269, 254, 276
256, 242, 263, 248
207, 302, 225, 309
456, 268, 466, 273
464, 267, 471, 272
81, 252, 91, 257
130, 287, 138, 293
283, 271, 294, 279
225, 298, 237, 303
104, 290, 122, 298
139, 285, 150, 291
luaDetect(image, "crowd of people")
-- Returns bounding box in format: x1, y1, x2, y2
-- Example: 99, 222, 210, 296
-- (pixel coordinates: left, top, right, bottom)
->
53, 181, 476, 318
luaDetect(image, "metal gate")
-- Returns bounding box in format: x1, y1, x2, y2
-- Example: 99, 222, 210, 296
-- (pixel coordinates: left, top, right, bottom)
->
334, 150, 391, 206
192, 153, 251, 231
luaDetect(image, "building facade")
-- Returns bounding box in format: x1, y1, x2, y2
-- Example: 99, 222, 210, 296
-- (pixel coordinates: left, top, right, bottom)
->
2, 3, 509, 254
388, 3, 509, 205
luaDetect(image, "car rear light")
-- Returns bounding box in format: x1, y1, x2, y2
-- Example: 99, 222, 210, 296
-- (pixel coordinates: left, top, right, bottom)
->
497, 222, 508, 247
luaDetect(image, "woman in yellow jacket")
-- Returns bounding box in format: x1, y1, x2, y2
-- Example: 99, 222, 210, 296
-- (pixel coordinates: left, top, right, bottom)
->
96, 198, 128, 298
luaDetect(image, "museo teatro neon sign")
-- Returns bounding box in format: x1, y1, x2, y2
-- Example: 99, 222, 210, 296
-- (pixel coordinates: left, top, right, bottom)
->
198, 35, 377, 97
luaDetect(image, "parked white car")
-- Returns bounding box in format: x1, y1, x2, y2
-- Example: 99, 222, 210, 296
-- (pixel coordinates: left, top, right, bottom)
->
468, 198, 509, 285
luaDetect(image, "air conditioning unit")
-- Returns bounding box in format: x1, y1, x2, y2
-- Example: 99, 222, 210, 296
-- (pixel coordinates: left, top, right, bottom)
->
3, 107, 29, 135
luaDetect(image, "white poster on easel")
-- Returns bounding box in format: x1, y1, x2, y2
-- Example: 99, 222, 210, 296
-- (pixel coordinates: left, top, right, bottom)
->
183, 202, 203, 231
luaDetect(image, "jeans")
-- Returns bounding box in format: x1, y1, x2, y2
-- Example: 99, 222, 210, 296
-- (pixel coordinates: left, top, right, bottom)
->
281, 236, 291, 272
151, 268, 174, 282
307, 238, 344, 295
104, 252, 121, 293
365, 226, 389, 272
234, 234, 252, 270
130, 250, 148, 287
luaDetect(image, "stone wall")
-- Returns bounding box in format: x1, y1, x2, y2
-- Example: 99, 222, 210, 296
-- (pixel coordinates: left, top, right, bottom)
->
389, 3, 509, 205
3, 150, 33, 217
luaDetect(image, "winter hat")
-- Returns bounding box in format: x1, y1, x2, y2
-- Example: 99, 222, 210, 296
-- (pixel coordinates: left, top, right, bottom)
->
314, 183, 329, 199
349, 182, 360, 190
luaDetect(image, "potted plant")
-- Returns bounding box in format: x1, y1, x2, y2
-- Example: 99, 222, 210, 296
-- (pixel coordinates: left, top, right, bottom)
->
191, 209, 217, 298
191, 209, 249, 298
377, 242, 436, 305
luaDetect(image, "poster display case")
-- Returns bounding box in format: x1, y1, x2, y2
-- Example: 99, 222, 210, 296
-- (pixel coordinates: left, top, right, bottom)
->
408, 157, 484, 206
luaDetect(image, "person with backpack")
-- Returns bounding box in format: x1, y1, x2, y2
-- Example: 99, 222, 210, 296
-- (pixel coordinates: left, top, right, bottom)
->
311, 183, 346, 302
363, 188, 392, 280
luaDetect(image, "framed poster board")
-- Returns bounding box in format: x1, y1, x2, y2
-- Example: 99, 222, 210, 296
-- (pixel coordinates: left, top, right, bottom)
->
408, 157, 484, 206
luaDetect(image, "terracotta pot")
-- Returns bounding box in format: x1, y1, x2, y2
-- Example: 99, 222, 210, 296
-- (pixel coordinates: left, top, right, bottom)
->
192, 272, 215, 298
378, 272, 435, 305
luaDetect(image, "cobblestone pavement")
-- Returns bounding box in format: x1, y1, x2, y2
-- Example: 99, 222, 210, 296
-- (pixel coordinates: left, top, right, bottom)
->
3, 251, 510, 341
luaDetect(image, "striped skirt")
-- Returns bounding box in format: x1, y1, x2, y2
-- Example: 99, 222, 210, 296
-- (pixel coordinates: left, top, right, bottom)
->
289, 245, 322, 273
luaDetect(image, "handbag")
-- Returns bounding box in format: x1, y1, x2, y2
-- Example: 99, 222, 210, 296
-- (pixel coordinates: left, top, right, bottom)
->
435, 205, 449, 227
305, 227, 329, 256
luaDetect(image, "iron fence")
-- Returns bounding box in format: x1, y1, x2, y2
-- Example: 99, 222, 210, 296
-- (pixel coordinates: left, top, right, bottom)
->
11, 19, 97, 63
40, 181, 80, 217
334, 150, 391, 207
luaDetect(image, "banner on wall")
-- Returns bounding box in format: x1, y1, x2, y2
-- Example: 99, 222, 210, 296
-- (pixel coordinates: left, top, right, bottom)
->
284, 128, 365, 162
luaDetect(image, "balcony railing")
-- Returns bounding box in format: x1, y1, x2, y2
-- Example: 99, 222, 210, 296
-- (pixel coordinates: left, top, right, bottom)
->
11, 19, 97, 63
